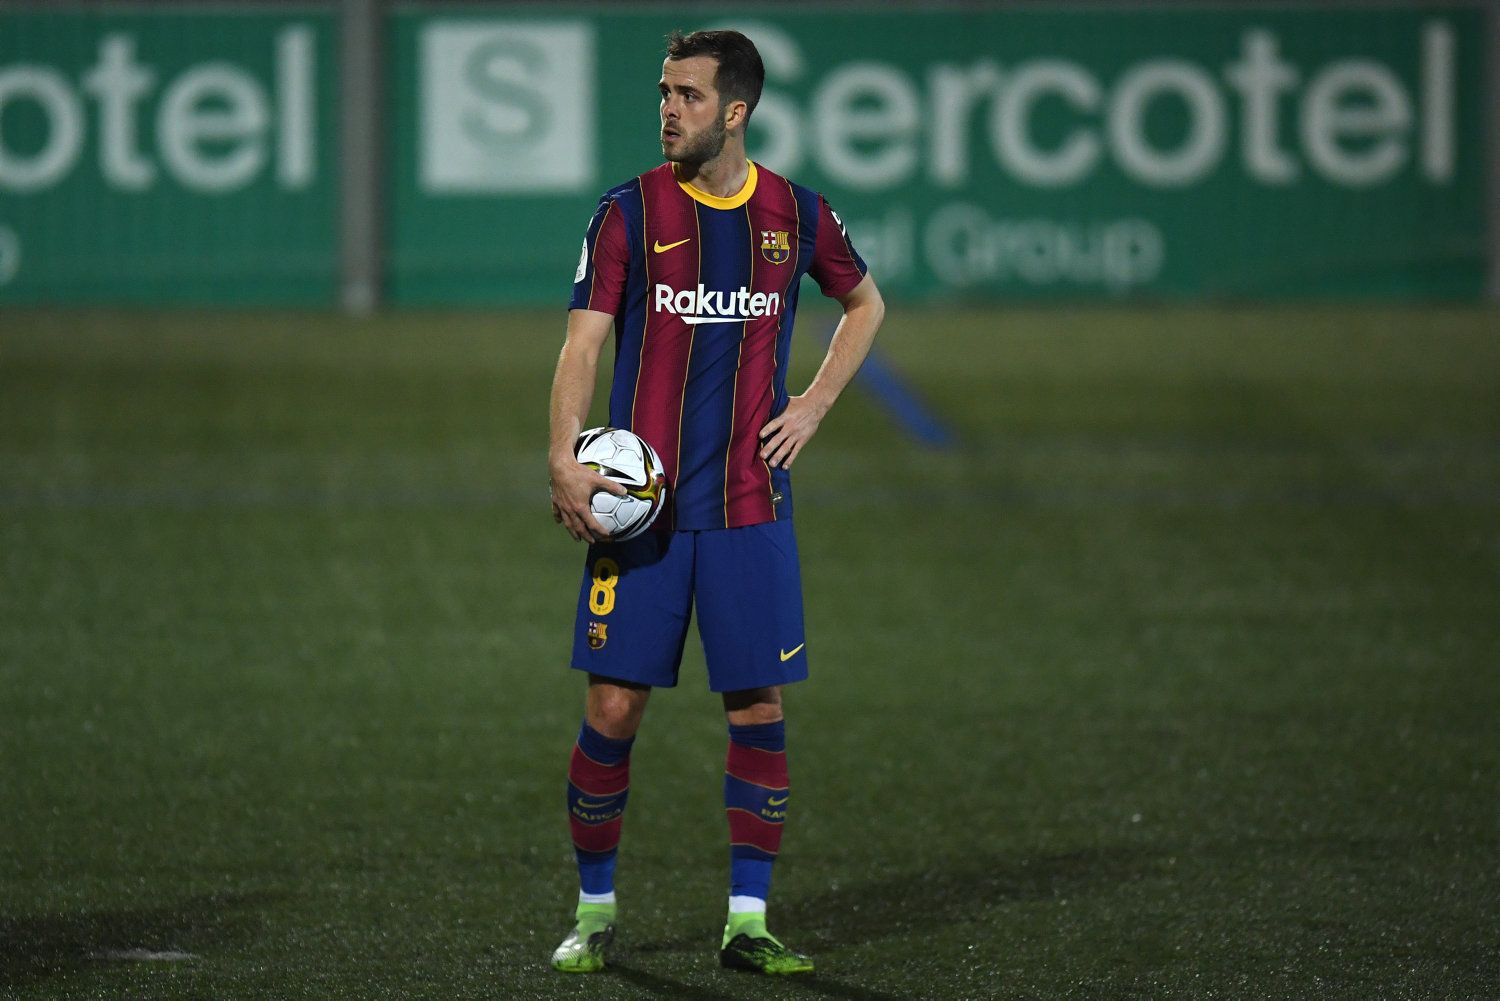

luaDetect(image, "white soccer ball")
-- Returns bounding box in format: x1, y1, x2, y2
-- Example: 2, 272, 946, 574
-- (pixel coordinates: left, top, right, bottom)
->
574, 427, 668, 541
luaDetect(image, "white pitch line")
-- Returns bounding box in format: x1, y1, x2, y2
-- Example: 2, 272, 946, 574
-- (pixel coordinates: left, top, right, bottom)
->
91, 949, 198, 962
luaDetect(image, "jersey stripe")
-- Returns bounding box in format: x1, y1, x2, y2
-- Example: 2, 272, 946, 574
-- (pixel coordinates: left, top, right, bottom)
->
675, 200, 748, 527
584, 201, 614, 312
723, 212, 749, 523
607, 181, 646, 438
724, 179, 797, 526
629, 168, 697, 528
672, 199, 703, 529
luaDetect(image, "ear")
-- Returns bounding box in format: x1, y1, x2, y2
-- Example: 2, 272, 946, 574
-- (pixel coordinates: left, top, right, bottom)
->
723, 98, 749, 133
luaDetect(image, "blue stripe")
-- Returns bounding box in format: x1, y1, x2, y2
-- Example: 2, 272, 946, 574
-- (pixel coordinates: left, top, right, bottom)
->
724, 774, 787, 822
673, 203, 752, 528
568, 201, 610, 310
568, 783, 629, 825
790, 184, 821, 282
728, 719, 786, 752
730, 845, 778, 864
577, 720, 634, 764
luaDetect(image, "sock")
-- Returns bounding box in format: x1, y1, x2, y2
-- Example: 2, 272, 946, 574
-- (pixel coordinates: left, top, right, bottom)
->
724, 719, 788, 908
567, 721, 634, 896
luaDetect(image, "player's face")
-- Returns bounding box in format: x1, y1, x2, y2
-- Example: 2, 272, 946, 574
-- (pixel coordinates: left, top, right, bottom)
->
659, 56, 727, 165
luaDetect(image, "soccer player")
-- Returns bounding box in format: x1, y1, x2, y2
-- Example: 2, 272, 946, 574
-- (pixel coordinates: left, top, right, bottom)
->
547, 28, 885, 976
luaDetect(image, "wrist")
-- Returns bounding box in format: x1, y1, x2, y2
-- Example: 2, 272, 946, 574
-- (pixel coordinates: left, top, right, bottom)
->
802, 389, 835, 417
549, 448, 580, 474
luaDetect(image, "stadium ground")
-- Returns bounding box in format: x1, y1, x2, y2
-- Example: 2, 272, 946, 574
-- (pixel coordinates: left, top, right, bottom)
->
2, 305, 1497, 999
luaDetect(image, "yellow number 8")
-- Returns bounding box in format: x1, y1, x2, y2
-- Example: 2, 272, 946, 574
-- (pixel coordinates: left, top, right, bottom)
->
589, 558, 620, 615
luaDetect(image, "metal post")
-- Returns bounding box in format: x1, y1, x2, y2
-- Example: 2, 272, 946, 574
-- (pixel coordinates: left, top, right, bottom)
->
1488, 0, 1500, 299
340, 0, 382, 314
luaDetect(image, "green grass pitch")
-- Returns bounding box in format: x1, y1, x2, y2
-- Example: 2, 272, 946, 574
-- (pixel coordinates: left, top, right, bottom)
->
2, 305, 1497, 999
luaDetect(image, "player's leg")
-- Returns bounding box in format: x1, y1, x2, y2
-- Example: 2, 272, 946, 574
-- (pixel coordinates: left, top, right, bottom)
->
571, 677, 651, 897
722, 686, 785, 915
554, 677, 649, 973
718, 685, 812, 974
553, 531, 694, 973
695, 521, 814, 974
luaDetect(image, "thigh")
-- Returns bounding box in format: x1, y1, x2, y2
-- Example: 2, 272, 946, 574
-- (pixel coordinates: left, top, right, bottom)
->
694, 520, 809, 693
571, 530, 694, 688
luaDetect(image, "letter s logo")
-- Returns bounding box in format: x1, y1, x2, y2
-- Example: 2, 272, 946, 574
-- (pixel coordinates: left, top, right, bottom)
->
420, 22, 595, 193
461, 38, 549, 146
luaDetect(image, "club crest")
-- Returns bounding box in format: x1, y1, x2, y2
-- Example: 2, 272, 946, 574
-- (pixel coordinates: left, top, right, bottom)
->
760, 229, 790, 265
587, 621, 608, 650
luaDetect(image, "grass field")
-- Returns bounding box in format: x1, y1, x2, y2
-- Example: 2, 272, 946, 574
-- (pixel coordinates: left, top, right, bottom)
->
2, 305, 1498, 999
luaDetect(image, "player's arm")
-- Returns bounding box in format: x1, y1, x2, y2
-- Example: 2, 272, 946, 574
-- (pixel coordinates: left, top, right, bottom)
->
549, 308, 627, 543
759, 273, 885, 469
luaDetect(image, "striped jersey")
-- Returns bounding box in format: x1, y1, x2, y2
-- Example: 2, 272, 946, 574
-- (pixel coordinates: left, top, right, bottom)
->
569, 160, 868, 531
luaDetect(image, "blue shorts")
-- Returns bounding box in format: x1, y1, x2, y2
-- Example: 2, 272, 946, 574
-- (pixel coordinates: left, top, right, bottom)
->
570, 520, 809, 692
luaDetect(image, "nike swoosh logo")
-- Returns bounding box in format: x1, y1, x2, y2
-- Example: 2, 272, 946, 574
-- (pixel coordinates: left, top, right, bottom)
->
653, 238, 691, 253
575, 798, 615, 809
767, 794, 789, 806
779, 643, 804, 662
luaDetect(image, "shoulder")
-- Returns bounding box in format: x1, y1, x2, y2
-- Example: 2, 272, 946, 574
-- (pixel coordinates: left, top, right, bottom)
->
753, 163, 827, 224
598, 164, 677, 203
752, 163, 814, 203
595, 174, 644, 207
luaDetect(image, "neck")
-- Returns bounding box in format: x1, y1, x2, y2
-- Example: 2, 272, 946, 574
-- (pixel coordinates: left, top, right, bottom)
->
674, 141, 749, 197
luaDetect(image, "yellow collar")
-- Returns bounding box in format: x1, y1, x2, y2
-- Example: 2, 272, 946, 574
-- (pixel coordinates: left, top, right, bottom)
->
674, 160, 757, 210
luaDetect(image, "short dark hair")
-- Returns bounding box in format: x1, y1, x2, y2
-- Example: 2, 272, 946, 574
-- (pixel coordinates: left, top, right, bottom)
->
664, 29, 765, 123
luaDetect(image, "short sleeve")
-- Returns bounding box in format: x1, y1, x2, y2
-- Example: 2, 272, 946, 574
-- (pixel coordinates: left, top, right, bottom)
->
569, 197, 630, 314
807, 196, 868, 300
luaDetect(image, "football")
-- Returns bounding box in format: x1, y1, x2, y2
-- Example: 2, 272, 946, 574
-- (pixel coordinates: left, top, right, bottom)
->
574, 427, 668, 541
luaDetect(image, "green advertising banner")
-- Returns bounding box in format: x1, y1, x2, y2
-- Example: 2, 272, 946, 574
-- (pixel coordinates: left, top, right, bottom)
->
0, 10, 338, 304
388, 5, 1487, 304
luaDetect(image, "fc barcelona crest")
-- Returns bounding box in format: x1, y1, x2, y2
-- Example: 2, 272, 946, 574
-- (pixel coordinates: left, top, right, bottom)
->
587, 621, 608, 650
760, 229, 790, 265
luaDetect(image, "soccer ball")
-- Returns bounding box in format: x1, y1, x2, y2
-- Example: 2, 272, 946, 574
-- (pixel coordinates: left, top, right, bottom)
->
574, 427, 668, 541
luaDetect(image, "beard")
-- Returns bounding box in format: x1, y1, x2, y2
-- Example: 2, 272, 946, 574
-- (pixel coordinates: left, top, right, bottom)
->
663, 114, 728, 166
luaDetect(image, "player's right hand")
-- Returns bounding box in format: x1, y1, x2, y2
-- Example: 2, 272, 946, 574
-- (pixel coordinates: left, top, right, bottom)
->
549, 458, 628, 543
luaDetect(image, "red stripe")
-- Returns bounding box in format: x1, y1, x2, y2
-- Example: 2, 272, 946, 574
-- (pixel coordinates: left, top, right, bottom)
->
727, 809, 784, 854
631, 165, 699, 517
726, 742, 788, 789
724, 174, 800, 526
571, 815, 623, 853
570, 746, 629, 796
585, 201, 626, 313
813, 194, 864, 298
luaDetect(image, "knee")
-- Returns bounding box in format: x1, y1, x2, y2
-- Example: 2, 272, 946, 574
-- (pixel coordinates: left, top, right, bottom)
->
587, 686, 647, 738
730, 703, 784, 727
724, 687, 784, 727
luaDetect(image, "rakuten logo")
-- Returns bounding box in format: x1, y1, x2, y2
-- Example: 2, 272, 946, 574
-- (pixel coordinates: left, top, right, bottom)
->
653, 283, 782, 325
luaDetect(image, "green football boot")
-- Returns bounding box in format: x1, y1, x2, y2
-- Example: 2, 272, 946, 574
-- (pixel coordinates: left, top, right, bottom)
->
551, 901, 615, 973
719, 913, 814, 975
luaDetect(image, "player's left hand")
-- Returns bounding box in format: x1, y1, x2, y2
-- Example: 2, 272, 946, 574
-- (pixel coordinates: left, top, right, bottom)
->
759, 395, 828, 469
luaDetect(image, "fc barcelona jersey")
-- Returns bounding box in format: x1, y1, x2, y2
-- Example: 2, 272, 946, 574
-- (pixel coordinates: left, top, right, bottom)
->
569, 160, 868, 531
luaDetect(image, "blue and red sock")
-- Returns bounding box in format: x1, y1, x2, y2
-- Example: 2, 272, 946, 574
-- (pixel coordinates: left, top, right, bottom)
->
723, 719, 788, 905
567, 721, 634, 896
